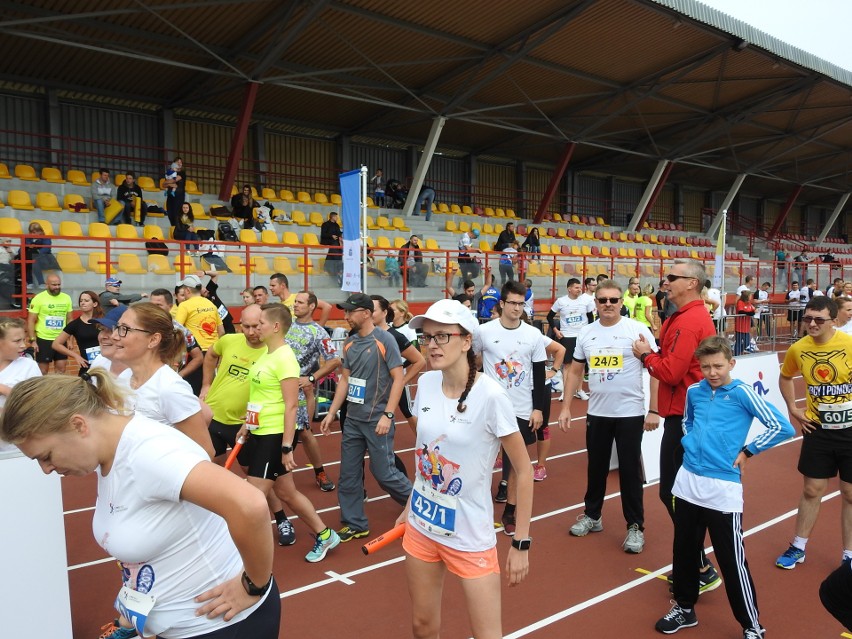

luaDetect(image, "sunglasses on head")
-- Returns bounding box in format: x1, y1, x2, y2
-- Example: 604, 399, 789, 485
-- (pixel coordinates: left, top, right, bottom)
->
596, 297, 622, 305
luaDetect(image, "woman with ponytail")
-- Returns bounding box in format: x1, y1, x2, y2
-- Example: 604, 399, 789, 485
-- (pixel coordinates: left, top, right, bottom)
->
397, 299, 533, 639
0, 372, 279, 638
111, 302, 214, 458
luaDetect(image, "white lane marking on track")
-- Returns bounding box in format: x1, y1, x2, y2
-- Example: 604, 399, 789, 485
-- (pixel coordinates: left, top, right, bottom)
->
324, 571, 355, 585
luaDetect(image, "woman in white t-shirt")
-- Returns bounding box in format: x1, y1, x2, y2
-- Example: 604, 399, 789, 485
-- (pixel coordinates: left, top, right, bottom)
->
395, 299, 533, 639
0, 372, 279, 638
88, 305, 131, 382
111, 303, 214, 458
0, 318, 41, 453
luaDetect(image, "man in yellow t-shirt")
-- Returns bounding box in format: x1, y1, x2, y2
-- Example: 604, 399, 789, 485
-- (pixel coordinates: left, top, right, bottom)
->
27, 273, 73, 374
269, 272, 332, 324
775, 296, 852, 570
175, 274, 223, 351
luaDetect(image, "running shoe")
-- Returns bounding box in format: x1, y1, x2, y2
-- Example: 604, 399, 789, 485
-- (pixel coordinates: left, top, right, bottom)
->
533, 464, 547, 482
315, 471, 335, 492
574, 389, 590, 400
501, 510, 516, 536
698, 562, 722, 594
776, 544, 806, 569
99, 620, 138, 639
743, 628, 765, 639
623, 524, 645, 554
495, 480, 508, 503
337, 526, 370, 543
655, 602, 697, 634
305, 529, 341, 562
277, 519, 296, 546
569, 514, 603, 537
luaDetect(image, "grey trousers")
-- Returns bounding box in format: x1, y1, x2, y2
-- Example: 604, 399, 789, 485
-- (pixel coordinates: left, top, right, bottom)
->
338, 416, 412, 531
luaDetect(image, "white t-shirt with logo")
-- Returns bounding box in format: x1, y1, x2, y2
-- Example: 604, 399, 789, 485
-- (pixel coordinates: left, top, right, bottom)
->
573, 318, 657, 417
0, 357, 41, 452
706, 288, 725, 319
551, 294, 595, 337
409, 372, 518, 551
473, 319, 547, 419
92, 416, 267, 638
123, 364, 200, 426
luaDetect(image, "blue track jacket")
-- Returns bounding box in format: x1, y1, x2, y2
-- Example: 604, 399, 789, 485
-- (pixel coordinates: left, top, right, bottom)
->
682, 378, 795, 484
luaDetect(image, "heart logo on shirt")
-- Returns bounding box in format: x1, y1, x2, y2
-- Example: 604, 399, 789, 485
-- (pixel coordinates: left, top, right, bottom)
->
201, 320, 216, 335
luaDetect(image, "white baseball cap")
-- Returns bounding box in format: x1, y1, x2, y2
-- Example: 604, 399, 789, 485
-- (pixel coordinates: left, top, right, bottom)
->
409, 299, 479, 336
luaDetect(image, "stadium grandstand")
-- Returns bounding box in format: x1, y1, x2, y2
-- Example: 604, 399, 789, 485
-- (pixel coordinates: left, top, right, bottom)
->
1, 0, 852, 637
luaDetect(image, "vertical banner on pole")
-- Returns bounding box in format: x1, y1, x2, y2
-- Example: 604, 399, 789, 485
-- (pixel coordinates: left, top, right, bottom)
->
712, 211, 726, 291
340, 169, 362, 292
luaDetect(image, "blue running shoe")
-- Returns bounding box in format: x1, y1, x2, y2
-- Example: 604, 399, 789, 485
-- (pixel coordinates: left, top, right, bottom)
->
776, 544, 805, 569
305, 529, 340, 563
99, 620, 137, 639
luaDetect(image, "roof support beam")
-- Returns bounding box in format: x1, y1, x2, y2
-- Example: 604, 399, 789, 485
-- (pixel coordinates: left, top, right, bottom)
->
218, 81, 259, 202
402, 116, 446, 218
533, 142, 575, 224
817, 192, 850, 244
627, 160, 673, 232
706, 173, 746, 238
767, 184, 803, 239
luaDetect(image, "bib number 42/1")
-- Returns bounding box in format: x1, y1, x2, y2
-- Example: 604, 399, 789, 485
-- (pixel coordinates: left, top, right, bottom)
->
412, 483, 457, 537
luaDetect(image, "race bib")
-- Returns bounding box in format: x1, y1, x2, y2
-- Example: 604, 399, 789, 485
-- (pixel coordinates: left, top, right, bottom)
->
85, 346, 101, 363
565, 314, 583, 325
347, 377, 366, 404
115, 586, 156, 637
589, 347, 623, 373
245, 402, 263, 431
412, 479, 457, 537
217, 304, 228, 320
45, 315, 65, 330
819, 400, 852, 430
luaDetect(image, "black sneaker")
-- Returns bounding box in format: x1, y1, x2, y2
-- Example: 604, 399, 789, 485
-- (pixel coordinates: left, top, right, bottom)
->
337, 526, 370, 543
698, 562, 722, 594
277, 519, 296, 546
655, 602, 697, 634
743, 628, 765, 639
495, 480, 508, 503
315, 471, 335, 492
501, 510, 516, 536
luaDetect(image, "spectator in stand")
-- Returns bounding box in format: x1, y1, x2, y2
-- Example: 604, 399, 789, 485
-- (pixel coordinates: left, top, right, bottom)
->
51, 290, 104, 375
230, 184, 259, 231
793, 250, 812, 286
521, 227, 541, 261
370, 169, 385, 207
399, 235, 427, 288
775, 248, 787, 285
495, 222, 517, 252
115, 171, 146, 226
457, 228, 482, 285
198, 230, 231, 272
99, 277, 145, 309
320, 212, 343, 284
733, 291, 756, 355
174, 202, 201, 255
410, 184, 436, 221
498, 241, 519, 285
91, 168, 114, 224
165, 156, 186, 226
23, 222, 53, 289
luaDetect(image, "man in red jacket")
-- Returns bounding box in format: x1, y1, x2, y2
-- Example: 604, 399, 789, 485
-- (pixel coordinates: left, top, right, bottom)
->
633, 258, 719, 592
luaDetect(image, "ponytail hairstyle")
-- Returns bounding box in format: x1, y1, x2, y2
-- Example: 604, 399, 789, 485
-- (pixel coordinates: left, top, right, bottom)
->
391, 299, 413, 323
0, 370, 127, 444
126, 302, 186, 365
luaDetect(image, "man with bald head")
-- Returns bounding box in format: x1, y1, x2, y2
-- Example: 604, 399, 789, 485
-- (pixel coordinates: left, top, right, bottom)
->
27, 273, 73, 374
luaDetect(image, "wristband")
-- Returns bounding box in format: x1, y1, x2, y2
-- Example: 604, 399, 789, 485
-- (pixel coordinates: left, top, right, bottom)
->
647, 410, 659, 415
241, 571, 272, 596
740, 446, 754, 458
550, 367, 559, 373
639, 352, 649, 365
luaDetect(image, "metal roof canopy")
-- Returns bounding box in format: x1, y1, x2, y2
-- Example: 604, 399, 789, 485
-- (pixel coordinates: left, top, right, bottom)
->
1, 0, 851, 210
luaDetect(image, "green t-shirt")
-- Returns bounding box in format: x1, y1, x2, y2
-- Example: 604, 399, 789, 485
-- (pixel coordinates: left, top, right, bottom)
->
29, 291, 73, 340
247, 344, 300, 435
206, 334, 267, 425
633, 295, 653, 327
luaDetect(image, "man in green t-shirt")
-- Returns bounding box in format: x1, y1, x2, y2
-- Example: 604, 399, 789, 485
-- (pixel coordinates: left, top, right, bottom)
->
26, 273, 73, 374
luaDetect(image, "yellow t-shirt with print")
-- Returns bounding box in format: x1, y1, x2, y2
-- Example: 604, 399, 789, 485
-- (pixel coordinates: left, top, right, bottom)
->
176, 295, 222, 350
206, 334, 267, 425
247, 344, 300, 435
781, 330, 852, 425
281, 293, 297, 313
28, 291, 73, 340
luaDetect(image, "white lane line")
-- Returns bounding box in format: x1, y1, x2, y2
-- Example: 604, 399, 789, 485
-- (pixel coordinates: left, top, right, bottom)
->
324, 571, 355, 585
68, 556, 116, 571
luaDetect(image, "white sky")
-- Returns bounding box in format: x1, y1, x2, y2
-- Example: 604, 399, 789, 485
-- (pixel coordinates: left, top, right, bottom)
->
697, 0, 852, 72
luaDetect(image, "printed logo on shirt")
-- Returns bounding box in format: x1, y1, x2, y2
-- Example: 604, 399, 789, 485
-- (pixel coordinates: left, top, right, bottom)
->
801, 349, 852, 403
227, 363, 250, 380
121, 562, 156, 594
416, 435, 462, 495
421, 406, 431, 412
494, 355, 525, 388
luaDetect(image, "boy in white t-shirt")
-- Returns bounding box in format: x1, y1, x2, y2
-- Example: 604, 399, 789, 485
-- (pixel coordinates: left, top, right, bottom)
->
548, 278, 595, 400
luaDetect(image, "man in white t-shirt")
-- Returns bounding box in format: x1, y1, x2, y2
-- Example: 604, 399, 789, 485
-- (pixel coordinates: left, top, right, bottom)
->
787, 281, 805, 338
474, 280, 549, 536
837, 297, 852, 334
559, 279, 658, 554
735, 276, 754, 296
581, 277, 597, 316
547, 278, 595, 400
754, 281, 772, 338
704, 279, 724, 331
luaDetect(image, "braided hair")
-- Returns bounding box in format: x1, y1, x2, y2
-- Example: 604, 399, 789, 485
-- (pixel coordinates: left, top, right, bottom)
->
457, 348, 477, 413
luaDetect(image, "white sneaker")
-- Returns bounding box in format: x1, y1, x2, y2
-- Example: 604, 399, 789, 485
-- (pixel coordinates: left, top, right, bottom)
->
574, 389, 590, 400
557, 393, 564, 402
570, 514, 603, 536
623, 524, 645, 553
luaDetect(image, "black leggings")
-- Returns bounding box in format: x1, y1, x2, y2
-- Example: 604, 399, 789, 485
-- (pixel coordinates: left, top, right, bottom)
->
186, 578, 280, 638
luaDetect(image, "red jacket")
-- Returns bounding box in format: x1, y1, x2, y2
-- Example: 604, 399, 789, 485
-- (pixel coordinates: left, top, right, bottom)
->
643, 298, 716, 417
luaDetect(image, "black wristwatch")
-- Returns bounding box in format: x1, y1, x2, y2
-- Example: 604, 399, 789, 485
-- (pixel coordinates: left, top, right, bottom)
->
383, 411, 394, 420
550, 367, 559, 373
511, 537, 533, 551
308, 374, 315, 383
282, 444, 294, 454
639, 352, 649, 365
241, 571, 271, 596
740, 446, 754, 458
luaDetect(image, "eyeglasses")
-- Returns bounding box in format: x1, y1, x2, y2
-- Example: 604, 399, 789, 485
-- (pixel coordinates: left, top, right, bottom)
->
113, 324, 153, 338
666, 274, 697, 283
502, 300, 525, 307
596, 297, 622, 305
418, 333, 463, 346
801, 316, 830, 326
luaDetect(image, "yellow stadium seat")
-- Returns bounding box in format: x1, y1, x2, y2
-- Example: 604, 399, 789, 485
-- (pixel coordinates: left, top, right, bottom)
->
0, 218, 23, 235
296, 191, 312, 204
495, 208, 505, 217
32, 219, 54, 236
557, 228, 568, 239
581, 246, 591, 256
471, 222, 482, 234
297, 256, 314, 273
377, 236, 391, 249
600, 246, 611, 257
450, 204, 462, 214
392, 217, 410, 232
88, 223, 112, 239
571, 245, 581, 256
376, 216, 391, 230
302, 232, 319, 246
462, 206, 473, 216
41, 167, 63, 183
137, 176, 158, 192
314, 193, 329, 205
185, 180, 202, 196
282, 231, 300, 245
661, 249, 671, 259
262, 188, 280, 202
35, 192, 62, 212
367, 196, 378, 209
88, 253, 108, 274
596, 216, 606, 226
249, 256, 272, 275
494, 224, 504, 235
63, 194, 89, 213
14, 164, 38, 181
425, 238, 439, 250
484, 207, 495, 217
478, 240, 490, 251
526, 262, 542, 277
55, 252, 86, 273
291, 211, 310, 226
188, 202, 208, 220
118, 254, 147, 274
273, 257, 297, 275
458, 221, 470, 233
147, 254, 173, 275
330, 194, 342, 205
540, 244, 551, 255
394, 237, 406, 249
444, 220, 457, 233
309, 212, 324, 227
367, 216, 379, 230
0, 163, 10, 178
59, 221, 83, 237
240, 229, 258, 244
174, 255, 198, 273
280, 189, 296, 202
483, 223, 494, 236
438, 202, 449, 213
505, 209, 516, 218
260, 230, 279, 244
142, 225, 163, 240
65, 169, 88, 185
115, 224, 139, 240
9, 190, 34, 210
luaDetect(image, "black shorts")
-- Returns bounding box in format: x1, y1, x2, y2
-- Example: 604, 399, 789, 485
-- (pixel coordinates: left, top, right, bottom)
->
209, 418, 251, 463
191, 577, 280, 639
516, 417, 537, 446
244, 430, 301, 480
35, 337, 67, 364
798, 427, 852, 482
559, 336, 578, 360
788, 309, 803, 323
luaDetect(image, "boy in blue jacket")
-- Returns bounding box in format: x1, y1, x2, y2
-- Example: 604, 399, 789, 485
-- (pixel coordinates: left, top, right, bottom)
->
655, 336, 794, 638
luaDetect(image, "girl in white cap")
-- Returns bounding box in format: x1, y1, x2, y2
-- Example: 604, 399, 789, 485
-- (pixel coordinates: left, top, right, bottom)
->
396, 299, 533, 639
